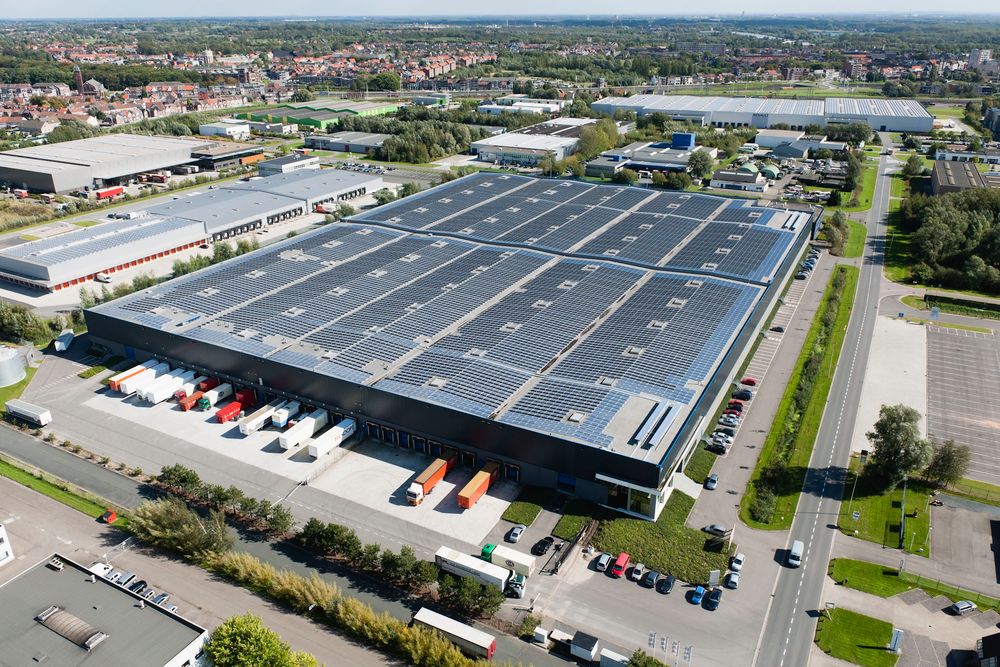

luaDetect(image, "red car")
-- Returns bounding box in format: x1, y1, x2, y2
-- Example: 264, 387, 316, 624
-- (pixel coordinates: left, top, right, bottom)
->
723, 410, 741, 417
741, 377, 757, 386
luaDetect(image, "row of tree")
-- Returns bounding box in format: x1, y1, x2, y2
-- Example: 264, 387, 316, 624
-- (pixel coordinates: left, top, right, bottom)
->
171, 239, 260, 277
866, 404, 971, 490
204, 614, 318, 667
0, 301, 83, 347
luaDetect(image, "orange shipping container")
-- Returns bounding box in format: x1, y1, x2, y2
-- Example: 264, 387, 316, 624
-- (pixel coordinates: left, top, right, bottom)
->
457, 462, 500, 509
180, 391, 204, 411
240, 153, 265, 165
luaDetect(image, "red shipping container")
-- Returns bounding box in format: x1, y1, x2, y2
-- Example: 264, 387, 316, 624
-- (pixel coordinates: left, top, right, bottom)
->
216, 402, 242, 423
234, 388, 256, 408
198, 377, 220, 392
180, 391, 204, 411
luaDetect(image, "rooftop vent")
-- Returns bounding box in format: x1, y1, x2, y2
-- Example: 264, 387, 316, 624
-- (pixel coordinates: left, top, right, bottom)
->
582, 264, 600, 272
558, 280, 578, 290
367, 269, 387, 278
283, 307, 305, 317
532, 299, 552, 309
431, 240, 449, 248
565, 411, 587, 424
685, 279, 704, 288
322, 240, 344, 249
716, 248, 732, 255
727, 234, 743, 241
327, 286, 349, 296
648, 319, 668, 330
36, 606, 108, 652
356, 228, 373, 235
500, 322, 522, 332
639, 224, 654, 230
426, 376, 447, 388
622, 235, 638, 243
400, 254, 421, 263
438, 198, 453, 203
623, 346, 645, 358
668, 297, 688, 308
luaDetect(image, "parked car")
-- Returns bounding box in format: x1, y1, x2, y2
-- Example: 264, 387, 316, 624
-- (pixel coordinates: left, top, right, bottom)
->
725, 572, 741, 589
771, 325, 786, 333
733, 390, 754, 401
730, 552, 746, 571
705, 474, 719, 490
152, 592, 170, 606
703, 524, 728, 536
950, 600, 978, 615
706, 588, 723, 610
117, 572, 135, 587
656, 574, 676, 594
717, 427, 736, 437
641, 569, 660, 588
105, 570, 122, 583
129, 580, 147, 594
720, 417, 739, 427
166, 605, 178, 613
741, 377, 757, 386
507, 524, 526, 543
142, 588, 157, 600
595, 552, 613, 572
610, 552, 630, 577
630, 562, 646, 582
531, 536, 555, 556
795, 272, 807, 280
707, 442, 728, 454
690, 585, 706, 605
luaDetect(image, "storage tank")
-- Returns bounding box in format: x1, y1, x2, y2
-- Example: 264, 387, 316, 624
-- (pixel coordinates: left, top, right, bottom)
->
0, 346, 25, 388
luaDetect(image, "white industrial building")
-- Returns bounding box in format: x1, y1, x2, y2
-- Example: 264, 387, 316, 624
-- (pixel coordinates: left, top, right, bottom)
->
470, 117, 597, 165
256, 154, 320, 177
0, 134, 210, 193
591, 95, 933, 133
0, 169, 381, 292
198, 121, 251, 140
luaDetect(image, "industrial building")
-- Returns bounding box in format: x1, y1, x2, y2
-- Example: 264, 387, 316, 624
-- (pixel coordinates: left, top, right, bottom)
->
188, 142, 264, 171
241, 99, 400, 131
585, 134, 718, 178
86, 172, 813, 520
470, 118, 597, 165
591, 95, 934, 133
305, 131, 391, 154
930, 160, 1000, 195
198, 121, 250, 140
257, 154, 320, 177
0, 170, 382, 292
0, 553, 207, 667
0, 134, 209, 193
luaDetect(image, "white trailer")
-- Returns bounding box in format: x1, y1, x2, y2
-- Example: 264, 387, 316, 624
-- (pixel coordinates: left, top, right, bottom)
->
119, 362, 170, 395
175, 374, 207, 401
108, 360, 157, 391
199, 383, 233, 408
5, 399, 52, 426
434, 546, 512, 591
483, 544, 536, 577
278, 409, 328, 450
138, 367, 186, 402
146, 369, 196, 404
238, 398, 287, 435
272, 400, 301, 428
53, 329, 74, 352
308, 418, 356, 458
412, 607, 496, 659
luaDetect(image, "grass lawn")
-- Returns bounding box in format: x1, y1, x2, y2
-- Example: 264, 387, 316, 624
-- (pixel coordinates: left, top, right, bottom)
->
947, 477, 1000, 508
905, 318, 992, 334
500, 485, 556, 526
684, 446, 719, 485
20, 234, 40, 241
0, 366, 36, 414
553, 499, 602, 541
829, 558, 1000, 611
73, 220, 99, 228
0, 455, 121, 523
815, 608, 898, 667
740, 266, 859, 530
592, 492, 731, 583
884, 212, 914, 283
840, 162, 878, 212
839, 457, 932, 555
78, 355, 124, 380
901, 294, 1000, 321
928, 104, 966, 119
843, 220, 867, 258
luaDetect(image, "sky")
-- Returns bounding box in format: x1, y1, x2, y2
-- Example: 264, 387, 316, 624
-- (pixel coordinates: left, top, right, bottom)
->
6, 1, 999, 19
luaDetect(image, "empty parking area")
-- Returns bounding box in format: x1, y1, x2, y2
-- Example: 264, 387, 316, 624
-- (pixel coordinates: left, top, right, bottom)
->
927, 326, 1000, 485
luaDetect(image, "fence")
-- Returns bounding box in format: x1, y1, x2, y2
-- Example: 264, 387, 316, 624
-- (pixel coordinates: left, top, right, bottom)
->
947, 483, 1000, 505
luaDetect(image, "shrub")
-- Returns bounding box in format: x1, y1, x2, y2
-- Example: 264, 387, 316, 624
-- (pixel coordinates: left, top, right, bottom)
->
129, 498, 233, 562
750, 487, 776, 523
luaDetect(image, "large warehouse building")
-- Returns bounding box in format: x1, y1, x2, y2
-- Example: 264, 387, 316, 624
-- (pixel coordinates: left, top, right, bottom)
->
470, 117, 599, 165
86, 173, 814, 520
0, 134, 211, 193
591, 95, 934, 133
0, 169, 382, 291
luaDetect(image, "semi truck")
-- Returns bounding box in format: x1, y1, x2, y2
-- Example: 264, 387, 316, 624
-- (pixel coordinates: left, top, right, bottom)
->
94, 185, 124, 200
108, 360, 158, 392
215, 402, 242, 423
142, 369, 195, 404
119, 362, 171, 396
457, 461, 500, 510
238, 398, 287, 435
434, 546, 525, 598
406, 453, 457, 505
480, 544, 536, 578
173, 375, 207, 402
272, 401, 301, 428
412, 608, 496, 660
279, 408, 328, 450
179, 391, 203, 411
5, 399, 52, 426
307, 418, 357, 458
197, 383, 233, 410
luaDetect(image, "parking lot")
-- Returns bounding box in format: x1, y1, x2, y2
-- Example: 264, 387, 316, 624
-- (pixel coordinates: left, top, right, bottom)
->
926, 326, 1000, 485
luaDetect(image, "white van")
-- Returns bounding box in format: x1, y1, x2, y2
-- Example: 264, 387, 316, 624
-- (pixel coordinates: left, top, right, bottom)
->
95, 272, 112, 283
787, 540, 804, 568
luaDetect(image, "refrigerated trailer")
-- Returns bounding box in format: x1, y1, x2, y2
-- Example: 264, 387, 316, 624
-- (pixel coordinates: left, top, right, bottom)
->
481, 544, 536, 577
238, 398, 287, 435
278, 408, 328, 449
5, 399, 52, 426
412, 607, 496, 660
197, 383, 233, 410
307, 418, 356, 458
119, 362, 170, 395
407, 453, 457, 505
53, 329, 74, 352
174, 375, 207, 402
108, 360, 157, 392
457, 461, 500, 509
142, 369, 195, 404
434, 546, 512, 591
272, 401, 300, 428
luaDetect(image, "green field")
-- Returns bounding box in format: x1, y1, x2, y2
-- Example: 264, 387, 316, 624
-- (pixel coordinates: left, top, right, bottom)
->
843, 220, 867, 258
829, 558, 1000, 610
740, 266, 859, 530
884, 213, 914, 283
73, 220, 99, 228
553, 499, 600, 541
500, 485, 556, 526
815, 608, 897, 667
592, 492, 730, 584
684, 446, 719, 485
0, 455, 117, 522
839, 457, 932, 555
928, 104, 966, 120
841, 161, 879, 212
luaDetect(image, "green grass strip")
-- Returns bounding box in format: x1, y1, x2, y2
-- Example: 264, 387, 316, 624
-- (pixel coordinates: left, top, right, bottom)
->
740, 266, 859, 529
0, 455, 111, 519
815, 607, 898, 667
842, 220, 867, 258
500, 485, 556, 526
829, 558, 1000, 611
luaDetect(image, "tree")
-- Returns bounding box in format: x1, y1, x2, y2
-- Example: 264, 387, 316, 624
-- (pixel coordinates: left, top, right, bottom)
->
614, 168, 639, 185
358, 543, 381, 571
410, 559, 438, 591
374, 189, 397, 206
204, 613, 318, 667
903, 155, 924, 178
128, 498, 233, 562
265, 504, 295, 535
399, 182, 422, 198
924, 440, 971, 487
686, 150, 714, 179
866, 404, 933, 489
290, 89, 315, 103
628, 650, 667, 667
827, 189, 842, 207
156, 464, 201, 495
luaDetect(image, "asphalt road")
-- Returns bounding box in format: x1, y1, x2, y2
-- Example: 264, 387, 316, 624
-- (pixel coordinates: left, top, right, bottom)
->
755, 151, 893, 667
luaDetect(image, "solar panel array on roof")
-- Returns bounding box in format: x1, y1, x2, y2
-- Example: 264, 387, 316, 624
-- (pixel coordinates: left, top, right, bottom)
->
93, 173, 802, 453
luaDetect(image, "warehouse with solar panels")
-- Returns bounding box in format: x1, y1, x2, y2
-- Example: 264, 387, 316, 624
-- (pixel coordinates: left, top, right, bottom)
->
591, 95, 934, 133
86, 173, 816, 520
0, 170, 381, 292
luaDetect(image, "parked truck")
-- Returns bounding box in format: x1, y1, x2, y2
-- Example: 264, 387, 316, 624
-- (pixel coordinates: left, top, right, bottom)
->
279, 408, 328, 450
173, 375, 207, 402
480, 544, 536, 578
238, 398, 287, 435
94, 185, 124, 200
5, 399, 52, 426
142, 368, 194, 404
179, 391, 203, 411
108, 360, 157, 392
271, 400, 301, 428
434, 546, 525, 597
457, 461, 500, 510
215, 402, 242, 423
53, 329, 74, 352
197, 383, 233, 410
119, 362, 170, 396
307, 418, 356, 458
406, 453, 457, 505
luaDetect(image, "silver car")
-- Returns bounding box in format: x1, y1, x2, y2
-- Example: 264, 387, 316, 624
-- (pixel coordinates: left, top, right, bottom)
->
507, 524, 526, 543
